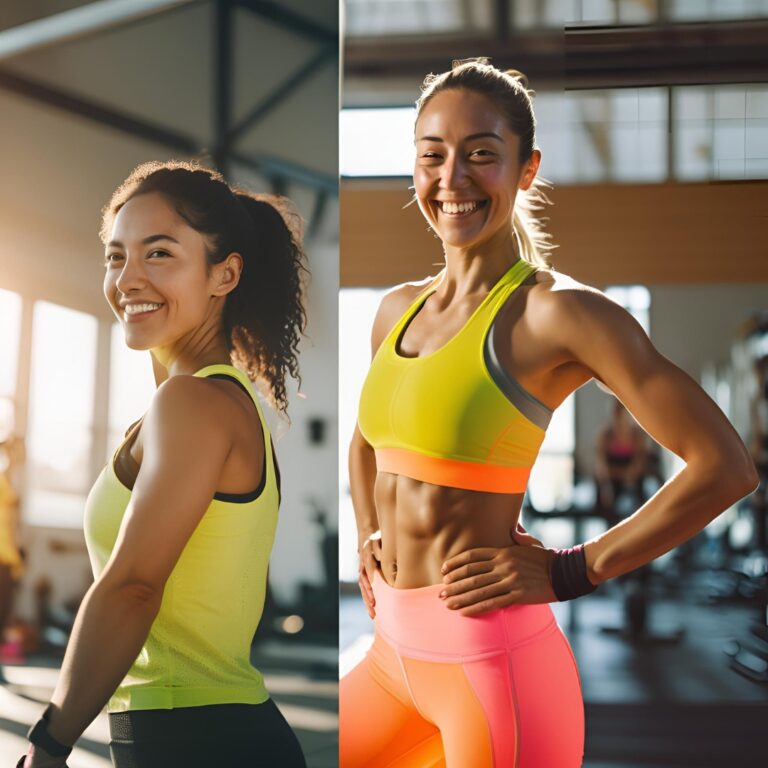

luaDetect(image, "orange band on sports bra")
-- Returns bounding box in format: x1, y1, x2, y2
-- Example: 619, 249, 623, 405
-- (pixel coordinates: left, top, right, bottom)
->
375, 447, 531, 494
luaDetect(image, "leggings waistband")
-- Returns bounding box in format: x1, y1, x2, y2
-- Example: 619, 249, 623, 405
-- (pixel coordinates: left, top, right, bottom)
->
108, 702, 268, 741
371, 569, 557, 660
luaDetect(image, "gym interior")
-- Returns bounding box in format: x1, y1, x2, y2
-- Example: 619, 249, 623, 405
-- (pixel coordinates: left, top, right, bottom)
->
339, 2, 768, 766
0, 2, 338, 766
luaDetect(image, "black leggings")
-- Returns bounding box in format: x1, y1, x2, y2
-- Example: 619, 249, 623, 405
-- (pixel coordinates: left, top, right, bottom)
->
108, 699, 306, 768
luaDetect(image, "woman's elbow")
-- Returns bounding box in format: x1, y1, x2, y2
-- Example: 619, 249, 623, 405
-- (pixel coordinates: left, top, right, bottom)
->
97, 569, 165, 611
721, 448, 760, 501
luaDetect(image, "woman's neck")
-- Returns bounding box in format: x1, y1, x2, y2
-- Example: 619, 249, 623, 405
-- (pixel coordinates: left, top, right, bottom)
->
439, 227, 522, 296
150, 343, 232, 386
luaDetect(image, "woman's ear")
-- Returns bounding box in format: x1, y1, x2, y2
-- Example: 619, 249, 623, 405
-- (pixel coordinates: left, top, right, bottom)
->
518, 149, 541, 191
211, 252, 243, 297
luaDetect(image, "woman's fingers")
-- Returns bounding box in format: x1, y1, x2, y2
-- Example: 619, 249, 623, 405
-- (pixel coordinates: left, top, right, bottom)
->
358, 565, 375, 619
441, 547, 498, 576
442, 581, 514, 611
441, 560, 495, 586
358, 542, 381, 618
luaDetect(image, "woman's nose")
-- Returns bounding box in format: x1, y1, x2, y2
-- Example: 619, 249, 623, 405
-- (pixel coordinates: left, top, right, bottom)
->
440, 154, 469, 189
114, 256, 147, 294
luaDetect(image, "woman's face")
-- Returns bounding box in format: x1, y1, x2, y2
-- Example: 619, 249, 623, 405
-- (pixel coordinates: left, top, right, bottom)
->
413, 88, 539, 251
103, 191, 229, 353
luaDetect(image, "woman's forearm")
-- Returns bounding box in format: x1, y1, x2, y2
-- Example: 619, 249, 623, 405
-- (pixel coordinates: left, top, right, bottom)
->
43, 578, 161, 746
584, 461, 757, 584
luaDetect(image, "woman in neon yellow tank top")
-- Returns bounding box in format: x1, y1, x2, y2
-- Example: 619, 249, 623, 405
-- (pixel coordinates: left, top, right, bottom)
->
341, 60, 758, 767
19, 161, 308, 768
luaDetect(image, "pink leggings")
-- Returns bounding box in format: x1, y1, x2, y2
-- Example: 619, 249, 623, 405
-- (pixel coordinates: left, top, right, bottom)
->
340, 570, 586, 767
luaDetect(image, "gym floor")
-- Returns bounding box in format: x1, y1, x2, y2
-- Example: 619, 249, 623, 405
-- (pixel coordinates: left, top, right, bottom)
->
0, 639, 338, 768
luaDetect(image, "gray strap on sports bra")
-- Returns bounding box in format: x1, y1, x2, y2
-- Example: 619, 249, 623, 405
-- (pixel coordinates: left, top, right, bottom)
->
483, 319, 553, 431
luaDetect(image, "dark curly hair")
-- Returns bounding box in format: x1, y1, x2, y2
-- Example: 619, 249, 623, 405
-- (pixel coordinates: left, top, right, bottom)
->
100, 159, 308, 414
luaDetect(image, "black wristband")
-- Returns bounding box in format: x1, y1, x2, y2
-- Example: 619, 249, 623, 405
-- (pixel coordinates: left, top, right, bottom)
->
27, 703, 73, 759
549, 544, 599, 602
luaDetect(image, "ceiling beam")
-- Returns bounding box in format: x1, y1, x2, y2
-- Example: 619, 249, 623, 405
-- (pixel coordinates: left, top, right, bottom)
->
225, 45, 336, 147
0, 0, 199, 61
237, 0, 337, 46
0, 66, 337, 194
344, 20, 768, 91
0, 65, 198, 152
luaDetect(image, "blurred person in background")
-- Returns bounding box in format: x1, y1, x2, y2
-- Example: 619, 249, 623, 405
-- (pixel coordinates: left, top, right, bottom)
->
340, 59, 758, 767
19, 161, 308, 768
0, 431, 24, 667
595, 398, 649, 519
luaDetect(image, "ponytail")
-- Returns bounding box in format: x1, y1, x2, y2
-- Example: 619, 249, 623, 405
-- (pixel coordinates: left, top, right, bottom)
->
227, 191, 308, 413
512, 176, 558, 268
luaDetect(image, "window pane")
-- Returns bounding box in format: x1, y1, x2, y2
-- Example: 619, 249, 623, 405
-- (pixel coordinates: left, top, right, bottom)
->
341, 108, 416, 177
339, 288, 387, 581
108, 323, 156, 462
346, 0, 494, 37
606, 285, 651, 335
0, 288, 22, 399
527, 453, 575, 512
669, 0, 768, 21
26, 301, 97, 527
567, 89, 668, 182
674, 84, 768, 181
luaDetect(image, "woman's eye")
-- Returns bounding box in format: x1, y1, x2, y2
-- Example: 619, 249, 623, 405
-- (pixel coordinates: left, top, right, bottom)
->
470, 149, 494, 158
103, 250, 168, 266
420, 151, 441, 159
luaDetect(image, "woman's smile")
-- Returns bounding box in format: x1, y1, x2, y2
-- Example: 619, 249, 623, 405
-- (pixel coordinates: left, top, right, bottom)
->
434, 198, 489, 217
122, 302, 165, 322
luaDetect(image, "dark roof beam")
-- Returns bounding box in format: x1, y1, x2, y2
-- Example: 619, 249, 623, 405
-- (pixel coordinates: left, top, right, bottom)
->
224, 45, 336, 148
0, 66, 337, 194
236, 0, 337, 46
0, 0, 199, 61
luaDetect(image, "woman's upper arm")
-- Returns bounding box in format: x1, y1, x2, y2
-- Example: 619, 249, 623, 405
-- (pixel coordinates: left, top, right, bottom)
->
99, 376, 234, 593
552, 287, 758, 491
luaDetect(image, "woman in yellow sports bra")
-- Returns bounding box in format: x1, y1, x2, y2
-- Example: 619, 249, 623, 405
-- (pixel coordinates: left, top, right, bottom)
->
340, 59, 758, 767
19, 161, 308, 768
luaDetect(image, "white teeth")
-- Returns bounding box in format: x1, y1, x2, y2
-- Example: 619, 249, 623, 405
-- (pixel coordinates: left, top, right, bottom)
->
124, 303, 163, 315
441, 201, 479, 214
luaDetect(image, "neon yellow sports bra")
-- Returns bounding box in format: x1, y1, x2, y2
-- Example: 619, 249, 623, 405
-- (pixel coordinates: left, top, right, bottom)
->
358, 259, 553, 494
83, 363, 279, 712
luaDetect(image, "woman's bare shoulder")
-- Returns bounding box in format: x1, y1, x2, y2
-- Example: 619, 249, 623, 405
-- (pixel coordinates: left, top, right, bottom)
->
380, 274, 438, 311
528, 266, 599, 295
526, 266, 612, 316
148, 374, 241, 436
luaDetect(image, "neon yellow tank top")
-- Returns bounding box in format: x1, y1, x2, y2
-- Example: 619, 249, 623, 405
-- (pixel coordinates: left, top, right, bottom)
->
358, 259, 553, 494
83, 363, 279, 712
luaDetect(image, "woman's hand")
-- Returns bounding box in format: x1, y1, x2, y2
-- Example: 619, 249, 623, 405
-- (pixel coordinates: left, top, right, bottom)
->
439, 528, 557, 616
17, 743, 69, 768
358, 531, 382, 619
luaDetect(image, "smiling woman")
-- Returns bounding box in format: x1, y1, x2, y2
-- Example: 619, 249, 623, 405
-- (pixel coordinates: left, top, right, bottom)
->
340, 59, 758, 768
18, 161, 308, 768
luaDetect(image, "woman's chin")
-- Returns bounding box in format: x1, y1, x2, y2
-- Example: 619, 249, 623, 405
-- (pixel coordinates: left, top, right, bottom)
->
121, 332, 154, 352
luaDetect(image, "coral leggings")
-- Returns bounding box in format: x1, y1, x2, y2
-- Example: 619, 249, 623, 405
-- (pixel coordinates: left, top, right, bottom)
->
340, 570, 585, 767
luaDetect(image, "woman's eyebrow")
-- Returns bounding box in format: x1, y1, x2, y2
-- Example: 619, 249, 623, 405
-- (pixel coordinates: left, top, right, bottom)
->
107, 234, 180, 249
416, 132, 504, 143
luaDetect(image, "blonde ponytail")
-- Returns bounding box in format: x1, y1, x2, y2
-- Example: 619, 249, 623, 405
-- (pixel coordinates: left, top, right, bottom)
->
513, 176, 557, 269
